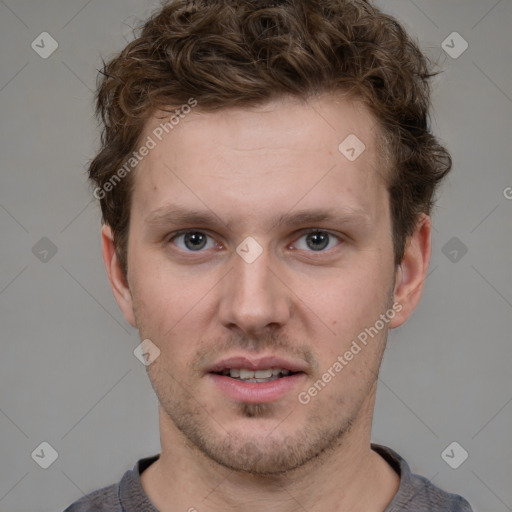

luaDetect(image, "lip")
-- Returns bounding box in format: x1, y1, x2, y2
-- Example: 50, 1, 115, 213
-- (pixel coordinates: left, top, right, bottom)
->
206, 354, 309, 404
207, 355, 308, 374
208, 372, 307, 403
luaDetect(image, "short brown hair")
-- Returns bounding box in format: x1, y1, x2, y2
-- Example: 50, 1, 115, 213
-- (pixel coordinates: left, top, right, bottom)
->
89, 0, 451, 275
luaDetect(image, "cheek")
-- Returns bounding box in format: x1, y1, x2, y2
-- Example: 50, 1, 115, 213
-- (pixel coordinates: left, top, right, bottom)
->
305, 256, 392, 322
129, 256, 221, 371
129, 252, 210, 327
301, 262, 393, 366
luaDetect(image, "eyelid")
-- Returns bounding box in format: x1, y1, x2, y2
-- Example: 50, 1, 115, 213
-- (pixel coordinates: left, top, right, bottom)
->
297, 228, 343, 238
291, 228, 344, 251
168, 229, 221, 251
166, 228, 345, 252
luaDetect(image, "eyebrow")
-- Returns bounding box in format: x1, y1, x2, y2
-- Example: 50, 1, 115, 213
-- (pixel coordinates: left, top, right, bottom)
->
144, 205, 371, 232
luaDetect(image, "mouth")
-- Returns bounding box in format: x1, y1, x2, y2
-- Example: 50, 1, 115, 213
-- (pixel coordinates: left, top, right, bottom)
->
207, 356, 308, 403
211, 367, 299, 383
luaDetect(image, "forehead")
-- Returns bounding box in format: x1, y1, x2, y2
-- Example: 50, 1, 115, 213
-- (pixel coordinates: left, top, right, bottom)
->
131, 95, 388, 230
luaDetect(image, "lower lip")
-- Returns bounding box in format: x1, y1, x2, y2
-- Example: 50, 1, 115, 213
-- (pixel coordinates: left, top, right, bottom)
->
208, 373, 306, 403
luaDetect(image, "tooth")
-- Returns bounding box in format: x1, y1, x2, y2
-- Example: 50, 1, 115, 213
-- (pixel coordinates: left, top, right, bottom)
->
254, 369, 272, 379
228, 368, 292, 380
239, 369, 255, 379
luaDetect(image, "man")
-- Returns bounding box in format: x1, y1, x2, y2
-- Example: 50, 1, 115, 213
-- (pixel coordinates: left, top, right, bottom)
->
64, 0, 473, 510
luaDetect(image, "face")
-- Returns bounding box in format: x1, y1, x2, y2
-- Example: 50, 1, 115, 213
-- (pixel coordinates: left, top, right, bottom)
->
104, 95, 426, 476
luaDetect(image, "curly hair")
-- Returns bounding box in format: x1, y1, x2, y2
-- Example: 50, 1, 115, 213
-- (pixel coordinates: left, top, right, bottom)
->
89, 0, 451, 275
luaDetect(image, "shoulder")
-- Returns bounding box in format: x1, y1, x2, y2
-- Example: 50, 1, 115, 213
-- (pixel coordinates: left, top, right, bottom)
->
62, 454, 159, 512
403, 471, 474, 511
371, 444, 473, 512
62, 483, 121, 512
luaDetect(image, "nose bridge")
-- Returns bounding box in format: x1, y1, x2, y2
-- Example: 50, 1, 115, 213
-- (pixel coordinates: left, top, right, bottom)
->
218, 240, 290, 333
236, 250, 273, 299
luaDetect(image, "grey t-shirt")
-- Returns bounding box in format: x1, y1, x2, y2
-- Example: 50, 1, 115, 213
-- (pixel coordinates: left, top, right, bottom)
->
63, 444, 473, 511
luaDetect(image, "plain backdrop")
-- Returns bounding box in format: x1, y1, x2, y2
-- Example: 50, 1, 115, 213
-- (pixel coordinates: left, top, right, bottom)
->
0, 1, 511, 511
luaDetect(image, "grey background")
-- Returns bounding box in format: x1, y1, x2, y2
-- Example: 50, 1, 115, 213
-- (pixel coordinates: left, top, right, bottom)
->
0, 1, 511, 511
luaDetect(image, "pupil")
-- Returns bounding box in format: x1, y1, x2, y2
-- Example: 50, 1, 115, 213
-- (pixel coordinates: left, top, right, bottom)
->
307, 232, 329, 251
184, 232, 206, 250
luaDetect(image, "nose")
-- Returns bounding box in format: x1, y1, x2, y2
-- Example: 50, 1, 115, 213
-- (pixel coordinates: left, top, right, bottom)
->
217, 244, 291, 337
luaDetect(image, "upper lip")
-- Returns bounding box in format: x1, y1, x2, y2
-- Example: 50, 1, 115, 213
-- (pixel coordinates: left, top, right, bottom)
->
207, 355, 308, 374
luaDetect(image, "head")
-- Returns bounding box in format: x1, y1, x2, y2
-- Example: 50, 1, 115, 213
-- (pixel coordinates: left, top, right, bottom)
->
93, 0, 451, 476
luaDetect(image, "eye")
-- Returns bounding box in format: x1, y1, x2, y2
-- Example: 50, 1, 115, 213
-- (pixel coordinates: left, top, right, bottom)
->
170, 231, 218, 252
294, 230, 341, 252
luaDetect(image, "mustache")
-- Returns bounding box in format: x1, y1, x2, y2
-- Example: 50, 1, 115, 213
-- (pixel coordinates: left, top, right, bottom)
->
191, 332, 318, 373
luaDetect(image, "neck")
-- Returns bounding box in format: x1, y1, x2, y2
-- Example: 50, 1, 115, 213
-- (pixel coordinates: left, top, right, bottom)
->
141, 388, 399, 512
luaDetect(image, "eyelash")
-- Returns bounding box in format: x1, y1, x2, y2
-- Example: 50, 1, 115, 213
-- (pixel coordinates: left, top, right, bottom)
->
167, 229, 344, 255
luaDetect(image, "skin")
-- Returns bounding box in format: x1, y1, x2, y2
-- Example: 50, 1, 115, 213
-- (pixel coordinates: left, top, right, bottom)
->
102, 94, 431, 511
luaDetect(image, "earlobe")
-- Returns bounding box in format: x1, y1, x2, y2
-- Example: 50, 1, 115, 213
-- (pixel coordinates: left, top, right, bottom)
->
101, 224, 137, 328
389, 214, 431, 329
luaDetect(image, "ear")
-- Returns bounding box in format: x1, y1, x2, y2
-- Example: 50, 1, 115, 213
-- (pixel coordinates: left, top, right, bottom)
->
101, 224, 136, 328
389, 214, 431, 329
